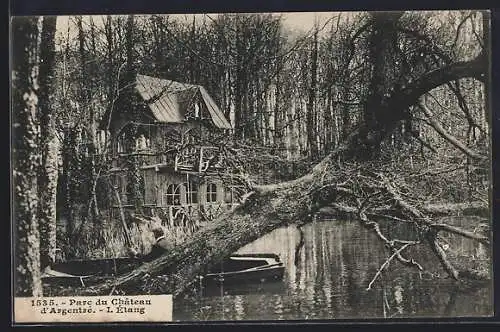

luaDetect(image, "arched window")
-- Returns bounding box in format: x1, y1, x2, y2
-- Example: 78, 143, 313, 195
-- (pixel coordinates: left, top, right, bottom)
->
206, 183, 217, 203
164, 183, 181, 206
117, 133, 126, 153
135, 134, 150, 151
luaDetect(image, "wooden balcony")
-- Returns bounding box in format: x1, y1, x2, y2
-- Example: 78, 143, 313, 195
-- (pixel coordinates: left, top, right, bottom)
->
174, 146, 224, 173
112, 145, 224, 174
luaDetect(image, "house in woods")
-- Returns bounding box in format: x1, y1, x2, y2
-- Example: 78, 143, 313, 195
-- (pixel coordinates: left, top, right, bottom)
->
99, 74, 239, 228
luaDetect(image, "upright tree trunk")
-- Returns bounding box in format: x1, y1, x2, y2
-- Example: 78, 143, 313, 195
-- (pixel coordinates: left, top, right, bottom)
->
338, 33, 353, 142
324, 88, 334, 153
296, 100, 304, 157
38, 16, 58, 270
60, 127, 78, 239
77, 17, 100, 222
122, 15, 143, 212
482, 11, 491, 129
104, 16, 115, 110
307, 27, 319, 160
189, 16, 197, 83
88, 18, 100, 219
340, 71, 352, 140
12, 16, 43, 297
265, 86, 274, 147
362, 12, 403, 157
273, 78, 284, 153
287, 98, 298, 159
233, 22, 244, 140
247, 80, 257, 142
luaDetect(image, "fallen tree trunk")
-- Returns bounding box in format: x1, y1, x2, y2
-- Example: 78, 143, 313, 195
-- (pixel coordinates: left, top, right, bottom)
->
65, 168, 320, 296
317, 201, 488, 218
57, 158, 489, 298
421, 202, 489, 216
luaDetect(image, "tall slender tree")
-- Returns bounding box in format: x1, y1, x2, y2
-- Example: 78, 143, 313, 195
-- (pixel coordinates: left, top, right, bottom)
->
122, 15, 143, 212
306, 23, 319, 160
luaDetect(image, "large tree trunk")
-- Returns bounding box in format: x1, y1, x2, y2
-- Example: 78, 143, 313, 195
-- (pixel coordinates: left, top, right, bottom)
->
12, 17, 43, 297
38, 16, 58, 270
346, 54, 487, 160
362, 12, 404, 158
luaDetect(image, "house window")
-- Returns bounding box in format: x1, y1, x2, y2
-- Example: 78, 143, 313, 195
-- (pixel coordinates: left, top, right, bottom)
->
117, 134, 126, 153
206, 183, 217, 203
185, 181, 198, 204
194, 103, 200, 118
135, 134, 150, 151
224, 188, 233, 204
164, 184, 181, 206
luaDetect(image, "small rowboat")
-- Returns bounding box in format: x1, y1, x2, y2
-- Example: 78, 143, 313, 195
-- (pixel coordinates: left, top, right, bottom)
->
41, 257, 143, 287
42, 253, 285, 288
204, 253, 285, 285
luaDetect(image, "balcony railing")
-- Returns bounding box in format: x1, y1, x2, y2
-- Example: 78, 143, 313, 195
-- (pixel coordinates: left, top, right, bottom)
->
112, 145, 224, 174
112, 149, 175, 169
175, 146, 224, 173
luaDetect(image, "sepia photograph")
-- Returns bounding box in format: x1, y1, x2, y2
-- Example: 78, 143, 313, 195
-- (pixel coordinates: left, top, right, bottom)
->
11, 10, 492, 322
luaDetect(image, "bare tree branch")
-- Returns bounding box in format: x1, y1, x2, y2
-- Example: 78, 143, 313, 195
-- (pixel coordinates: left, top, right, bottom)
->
418, 99, 487, 161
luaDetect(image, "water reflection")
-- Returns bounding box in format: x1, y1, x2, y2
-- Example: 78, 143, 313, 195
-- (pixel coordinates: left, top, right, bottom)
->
174, 219, 492, 321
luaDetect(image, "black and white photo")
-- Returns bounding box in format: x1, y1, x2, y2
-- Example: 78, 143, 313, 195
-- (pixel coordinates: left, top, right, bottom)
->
11, 10, 493, 322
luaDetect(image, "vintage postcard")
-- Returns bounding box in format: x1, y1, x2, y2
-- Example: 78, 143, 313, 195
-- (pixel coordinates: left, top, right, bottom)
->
11, 10, 492, 323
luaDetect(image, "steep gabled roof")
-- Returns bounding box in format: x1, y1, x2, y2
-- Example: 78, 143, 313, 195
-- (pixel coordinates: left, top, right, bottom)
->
135, 74, 232, 129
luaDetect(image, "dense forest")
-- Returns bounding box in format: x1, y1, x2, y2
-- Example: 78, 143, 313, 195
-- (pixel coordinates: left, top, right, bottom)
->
12, 11, 490, 297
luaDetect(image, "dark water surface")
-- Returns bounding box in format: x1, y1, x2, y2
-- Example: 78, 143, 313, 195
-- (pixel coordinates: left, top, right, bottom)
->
174, 219, 492, 321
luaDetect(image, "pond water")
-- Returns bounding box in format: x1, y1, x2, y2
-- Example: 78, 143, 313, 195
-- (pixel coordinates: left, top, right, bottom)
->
174, 218, 493, 321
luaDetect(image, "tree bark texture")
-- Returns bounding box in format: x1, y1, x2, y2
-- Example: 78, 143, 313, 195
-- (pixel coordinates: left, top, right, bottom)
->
362, 12, 403, 157
12, 17, 43, 297
306, 27, 319, 160
38, 16, 58, 270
